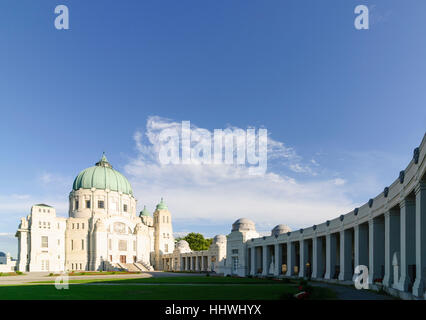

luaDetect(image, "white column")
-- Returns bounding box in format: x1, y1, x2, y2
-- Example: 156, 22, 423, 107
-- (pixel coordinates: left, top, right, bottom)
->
398, 197, 416, 291
413, 182, 426, 297
298, 240, 309, 278
383, 208, 400, 288
286, 242, 295, 276
262, 245, 268, 276
274, 244, 281, 276
339, 229, 353, 281
250, 247, 255, 275
368, 217, 385, 285
325, 233, 337, 279
17, 231, 28, 272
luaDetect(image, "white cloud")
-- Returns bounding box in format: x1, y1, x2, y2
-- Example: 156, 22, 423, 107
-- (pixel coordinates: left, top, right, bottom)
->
124, 116, 357, 231
333, 178, 346, 186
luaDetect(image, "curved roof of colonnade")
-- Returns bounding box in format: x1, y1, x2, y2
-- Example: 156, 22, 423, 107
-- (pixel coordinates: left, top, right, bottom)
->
258, 133, 426, 241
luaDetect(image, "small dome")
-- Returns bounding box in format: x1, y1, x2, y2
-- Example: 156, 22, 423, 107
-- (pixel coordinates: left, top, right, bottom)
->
139, 205, 151, 217
213, 235, 226, 244
156, 198, 168, 210
272, 224, 291, 236
0, 252, 5, 257
175, 240, 191, 253
232, 218, 255, 232
72, 153, 133, 195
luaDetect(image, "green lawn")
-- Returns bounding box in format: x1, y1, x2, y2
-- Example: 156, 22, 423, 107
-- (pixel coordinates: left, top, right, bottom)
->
0, 276, 336, 300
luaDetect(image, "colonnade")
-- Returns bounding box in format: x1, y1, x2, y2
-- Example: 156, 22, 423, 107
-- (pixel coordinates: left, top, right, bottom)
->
162, 254, 213, 272
246, 141, 426, 299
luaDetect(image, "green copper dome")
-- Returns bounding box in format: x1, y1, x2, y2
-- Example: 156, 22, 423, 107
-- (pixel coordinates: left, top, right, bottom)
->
156, 198, 168, 210
72, 153, 133, 195
139, 205, 151, 217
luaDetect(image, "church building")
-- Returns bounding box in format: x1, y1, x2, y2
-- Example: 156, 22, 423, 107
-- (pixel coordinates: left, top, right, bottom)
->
15, 154, 174, 272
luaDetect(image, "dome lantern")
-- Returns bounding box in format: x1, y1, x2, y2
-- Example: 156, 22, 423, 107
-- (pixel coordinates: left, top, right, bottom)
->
139, 205, 151, 217
156, 198, 168, 210
95, 152, 112, 168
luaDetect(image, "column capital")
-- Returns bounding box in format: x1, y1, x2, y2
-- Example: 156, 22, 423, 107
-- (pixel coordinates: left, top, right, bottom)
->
400, 196, 416, 208
415, 181, 426, 195
384, 208, 399, 218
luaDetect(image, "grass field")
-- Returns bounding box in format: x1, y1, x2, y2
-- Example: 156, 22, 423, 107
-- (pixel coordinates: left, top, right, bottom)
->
0, 276, 336, 300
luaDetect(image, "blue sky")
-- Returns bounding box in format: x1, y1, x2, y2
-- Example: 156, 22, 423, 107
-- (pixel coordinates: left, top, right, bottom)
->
0, 1, 425, 256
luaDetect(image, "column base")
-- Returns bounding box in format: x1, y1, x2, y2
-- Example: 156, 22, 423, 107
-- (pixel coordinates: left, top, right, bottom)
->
397, 275, 413, 292
338, 271, 353, 281
413, 278, 425, 297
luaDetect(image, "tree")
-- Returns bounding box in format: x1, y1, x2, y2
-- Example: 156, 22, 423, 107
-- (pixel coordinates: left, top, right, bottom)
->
175, 232, 213, 251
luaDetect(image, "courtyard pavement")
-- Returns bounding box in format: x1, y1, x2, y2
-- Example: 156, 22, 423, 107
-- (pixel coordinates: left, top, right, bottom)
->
310, 281, 395, 300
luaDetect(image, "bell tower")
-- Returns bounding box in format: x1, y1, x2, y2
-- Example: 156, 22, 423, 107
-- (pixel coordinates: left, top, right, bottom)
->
153, 198, 174, 269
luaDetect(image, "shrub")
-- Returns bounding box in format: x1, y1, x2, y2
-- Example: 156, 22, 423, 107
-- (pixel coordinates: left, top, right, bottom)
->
15, 271, 23, 275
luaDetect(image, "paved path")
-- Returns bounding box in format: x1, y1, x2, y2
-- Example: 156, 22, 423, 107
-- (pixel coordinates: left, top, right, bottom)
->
310, 281, 395, 300
0, 272, 204, 285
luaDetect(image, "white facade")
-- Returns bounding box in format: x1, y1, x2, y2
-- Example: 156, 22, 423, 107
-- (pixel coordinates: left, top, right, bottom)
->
14, 155, 174, 273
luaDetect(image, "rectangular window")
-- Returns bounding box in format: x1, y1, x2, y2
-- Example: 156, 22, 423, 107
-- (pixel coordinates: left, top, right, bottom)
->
77, 223, 79, 229
165, 244, 168, 253
86, 200, 91, 209
81, 239, 84, 250
75, 200, 79, 210
82, 223, 84, 229
133, 240, 136, 251
58, 239, 60, 246
123, 204, 128, 212
41, 236, 48, 248
232, 257, 239, 272
71, 240, 74, 250
119, 240, 127, 251
232, 249, 238, 254
98, 200, 105, 209
109, 239, 112, 250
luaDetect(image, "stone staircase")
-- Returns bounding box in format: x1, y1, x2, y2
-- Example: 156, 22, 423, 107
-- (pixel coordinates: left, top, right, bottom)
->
134, 262, 154, 271
114, 262, 153, 272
